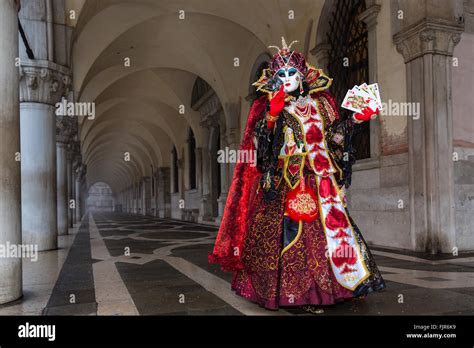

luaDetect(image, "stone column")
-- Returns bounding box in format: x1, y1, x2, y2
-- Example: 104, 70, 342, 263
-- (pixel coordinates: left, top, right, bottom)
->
142, 176, 151, 216
359, 3, 382, 159
153, 173, 158, 216
177, 158, 185, 219
56, 117, 75, 235
75, 175, 81, 222
71, 170, 76, 224
125, 189, 129, 213
198, 125, 213, 222
195, 93, 224, 222
0, 0, 22, 305
209, 124, 221, 217
394, 15, 463, 253
124, 188, 128, 213
226, 127, 240, 179
56, 141, 68, 235
137, 181, 142, 214
196, 147, 203, 196
135, 181, 140, 214
124, 187, 128, 213
19, 60, 71, 251
66, 151, 73, 227
157, 167, 171, 218
216, 127, 230, 223
74, 164, 85, 223
133, 182, 138, 214
80, 177, 87, 215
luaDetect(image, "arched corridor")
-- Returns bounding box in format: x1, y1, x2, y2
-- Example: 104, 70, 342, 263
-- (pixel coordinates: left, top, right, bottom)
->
1, 0, 474, 318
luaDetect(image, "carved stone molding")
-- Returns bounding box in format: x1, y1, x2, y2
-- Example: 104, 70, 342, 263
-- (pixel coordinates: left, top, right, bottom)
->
56, 116, 78, 144
67, 141, 80, 161
358, 4, 381, 29
225, 127, 239, 148
75, 164, 87, 180
72, 143, 83, 171
73, 156, 82, 169
200, 114, 220, 130
393, 19, 464, 63
197, 92, 222, 129
310, 42, 331, 71
19, 59, 71, 105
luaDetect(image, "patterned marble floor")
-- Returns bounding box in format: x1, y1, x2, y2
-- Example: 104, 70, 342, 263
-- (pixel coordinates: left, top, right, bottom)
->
1, 212, 474, 316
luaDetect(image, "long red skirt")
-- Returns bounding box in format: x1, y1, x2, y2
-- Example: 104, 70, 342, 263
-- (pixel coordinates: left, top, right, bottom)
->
231, 176, 354, 310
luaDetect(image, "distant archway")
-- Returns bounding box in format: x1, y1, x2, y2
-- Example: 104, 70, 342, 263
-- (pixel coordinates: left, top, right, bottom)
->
87, 182, 114, 212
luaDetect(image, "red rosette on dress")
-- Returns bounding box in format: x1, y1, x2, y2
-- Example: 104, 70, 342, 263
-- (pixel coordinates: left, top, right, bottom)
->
285, 175, 319, 222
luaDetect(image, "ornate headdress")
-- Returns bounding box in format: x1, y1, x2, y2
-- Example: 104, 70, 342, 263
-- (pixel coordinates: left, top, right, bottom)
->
268, 37, 307, 76
253, 36, 333, 96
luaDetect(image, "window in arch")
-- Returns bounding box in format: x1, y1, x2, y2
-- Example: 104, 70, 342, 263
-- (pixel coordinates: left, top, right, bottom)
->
188, 128, 197, 190
191, 77, 212, 107
326, 0, 370, 160
172, 146, 179, 193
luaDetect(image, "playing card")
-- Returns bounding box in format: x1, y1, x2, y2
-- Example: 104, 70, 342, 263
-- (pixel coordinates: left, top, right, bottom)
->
342, 83, 382, 113
341, 89, 365, 113
353, 85, 378, 110
368, 83, 382, 110
360, 83, 375, 100
359, 83, 381, 106
362, 83, 382, 110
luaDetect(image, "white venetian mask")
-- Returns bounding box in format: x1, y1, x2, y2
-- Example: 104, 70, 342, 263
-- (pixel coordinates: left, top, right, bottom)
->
276, 67, 301, 93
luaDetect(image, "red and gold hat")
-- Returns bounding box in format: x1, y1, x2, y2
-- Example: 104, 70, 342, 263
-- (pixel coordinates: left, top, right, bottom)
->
253, 37, 333, 95
268, 37, 307, 77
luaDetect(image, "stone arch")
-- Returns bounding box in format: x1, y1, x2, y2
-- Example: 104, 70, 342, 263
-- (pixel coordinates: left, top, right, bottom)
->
247, 51, 271, 98
86, 181, 114, 212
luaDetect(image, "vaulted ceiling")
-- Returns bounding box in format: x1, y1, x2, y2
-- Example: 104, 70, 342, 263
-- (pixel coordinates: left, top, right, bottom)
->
72, 0, 325, 192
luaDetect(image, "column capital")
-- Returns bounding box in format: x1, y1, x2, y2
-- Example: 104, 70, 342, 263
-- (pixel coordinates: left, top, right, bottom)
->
56, 116, 77, 144
75, 164, 87, 180
393, 18, 464, 63
67, 141, 80, 161
195, 90, 221, 132
225, 127, 239, 148
19, 59, 72, 105
195, 92, 222, 117
199, 109, 220, 130
177, 158, 184, 169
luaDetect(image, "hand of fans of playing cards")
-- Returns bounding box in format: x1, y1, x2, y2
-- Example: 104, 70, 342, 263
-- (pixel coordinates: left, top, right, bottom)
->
341, 83, 382, 123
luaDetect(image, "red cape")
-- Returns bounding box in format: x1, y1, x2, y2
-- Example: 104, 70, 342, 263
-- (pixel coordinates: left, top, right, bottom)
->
208, 95, 267, 271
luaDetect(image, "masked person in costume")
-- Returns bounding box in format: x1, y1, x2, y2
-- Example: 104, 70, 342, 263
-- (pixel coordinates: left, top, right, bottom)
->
209, 37, 385, 312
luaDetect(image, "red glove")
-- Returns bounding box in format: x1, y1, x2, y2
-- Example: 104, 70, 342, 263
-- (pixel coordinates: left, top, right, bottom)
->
267, 86, 286, 128
353, 106, 379, 123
